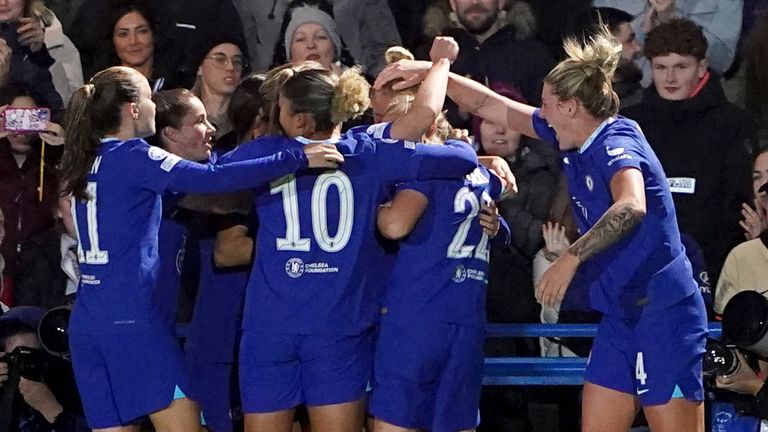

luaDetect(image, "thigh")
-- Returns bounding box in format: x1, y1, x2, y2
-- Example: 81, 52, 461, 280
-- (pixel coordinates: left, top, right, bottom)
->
239, 329, 302, 413
307, 398, 366, 432
300, 331, 373, 407
245, 409, 296, 432
149, 397, 202, 432
581, 381, 639, 432
644, 397, 704, 432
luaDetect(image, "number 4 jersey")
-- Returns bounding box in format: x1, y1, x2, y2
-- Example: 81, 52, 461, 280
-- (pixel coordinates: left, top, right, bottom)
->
220, 124, 478, 335
382, 167, 509, 327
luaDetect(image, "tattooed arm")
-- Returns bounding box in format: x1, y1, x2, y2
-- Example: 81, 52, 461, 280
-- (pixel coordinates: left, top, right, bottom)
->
568, 169, 647, 261
536, 167, 647, 307
445, 73, 539, 140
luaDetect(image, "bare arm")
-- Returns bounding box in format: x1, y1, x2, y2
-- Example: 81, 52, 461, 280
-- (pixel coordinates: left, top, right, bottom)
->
446, 73, 539, 140
214, 224, 254, 267
567, 167, 647, 262
536, 167, 647, 307
389, 37, 458, 141
377, 189, 429, 240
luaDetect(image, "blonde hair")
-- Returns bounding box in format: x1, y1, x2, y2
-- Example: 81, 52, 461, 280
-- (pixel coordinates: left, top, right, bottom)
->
261, 61, 326, 134
545, 26, 621, 118
279, 67, 370, 134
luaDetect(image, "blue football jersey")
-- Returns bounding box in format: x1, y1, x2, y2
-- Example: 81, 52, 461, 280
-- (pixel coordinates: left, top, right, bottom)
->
531, 111, 698, 319
68, 137, 309, 333
382, 166, 507, 327
220, 124, 478, 335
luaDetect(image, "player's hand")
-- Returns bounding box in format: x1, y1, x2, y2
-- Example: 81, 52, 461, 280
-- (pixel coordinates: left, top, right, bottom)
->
17, 17, 46, 53
739, 201, 766, 240
478, 156, 517, 197
40, 121, 65, 146
0, 354, 8, 385
19, 377, 64, 423
535, 251, 579, 308
543, 222, 570, 258
479, 202, 500, 238
429, 36, 459, 64
715, 351, 765, 396
303, 143, 344, 169
448, 128, 472, 144
373, 59, 432, 91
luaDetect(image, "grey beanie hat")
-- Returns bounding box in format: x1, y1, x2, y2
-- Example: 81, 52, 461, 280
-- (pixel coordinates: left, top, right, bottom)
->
284, 5, 342, 61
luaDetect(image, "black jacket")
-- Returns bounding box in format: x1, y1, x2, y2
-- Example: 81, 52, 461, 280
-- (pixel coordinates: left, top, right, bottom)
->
621, 73, 753, 285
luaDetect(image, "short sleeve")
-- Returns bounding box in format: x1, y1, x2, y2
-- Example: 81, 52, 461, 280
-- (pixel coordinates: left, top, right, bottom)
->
592, 137, 645, 184
396, 180, 433, 197
531, 108, 558, 146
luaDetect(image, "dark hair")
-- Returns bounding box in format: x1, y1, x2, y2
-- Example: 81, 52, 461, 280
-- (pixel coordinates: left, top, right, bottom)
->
591, 7, 633, 34
644, 18, 708, 60
279, 67, 369, 134
94, 0, 170, 78
228, 74, 266, 143
0, 82, 44, 107
60, 67, 145, 200
153, 89, 197, 140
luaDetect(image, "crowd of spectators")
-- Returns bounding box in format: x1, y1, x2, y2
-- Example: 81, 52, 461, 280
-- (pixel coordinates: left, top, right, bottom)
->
1, 0, 766, 431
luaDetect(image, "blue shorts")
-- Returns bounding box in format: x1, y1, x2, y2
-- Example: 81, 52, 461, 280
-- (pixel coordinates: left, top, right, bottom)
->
585, 293, 708, 406
369, 318, 485, 432
69, 327, 190, 428
239, 329, 373, 413
186, 355, 236, 432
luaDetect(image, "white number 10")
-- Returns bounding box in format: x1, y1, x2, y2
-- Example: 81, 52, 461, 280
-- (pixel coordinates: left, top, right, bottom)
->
271, 172, 355, 253
71, 182, 110, 265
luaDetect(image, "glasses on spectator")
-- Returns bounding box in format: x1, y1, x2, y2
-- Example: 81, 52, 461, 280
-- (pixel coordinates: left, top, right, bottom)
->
206, 53, 247, 71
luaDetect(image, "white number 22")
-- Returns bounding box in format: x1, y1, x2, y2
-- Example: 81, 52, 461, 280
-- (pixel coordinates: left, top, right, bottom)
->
446, 187, 491, 262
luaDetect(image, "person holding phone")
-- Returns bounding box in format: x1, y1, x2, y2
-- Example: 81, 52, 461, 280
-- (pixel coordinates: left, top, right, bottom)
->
0, 0, 64, 121
0, 83, 64, 307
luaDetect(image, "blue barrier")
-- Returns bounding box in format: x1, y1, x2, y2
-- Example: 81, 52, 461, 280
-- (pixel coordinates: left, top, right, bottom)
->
483, 322, 722, 386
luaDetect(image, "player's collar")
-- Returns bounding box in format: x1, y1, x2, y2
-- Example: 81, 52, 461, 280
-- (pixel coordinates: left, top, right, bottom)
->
578, 117, 615, 154
293, 136, 341, 145
99, 137, 122, 144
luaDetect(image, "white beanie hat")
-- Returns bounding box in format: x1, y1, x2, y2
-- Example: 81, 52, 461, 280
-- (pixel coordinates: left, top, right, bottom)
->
284, 5, 342, 61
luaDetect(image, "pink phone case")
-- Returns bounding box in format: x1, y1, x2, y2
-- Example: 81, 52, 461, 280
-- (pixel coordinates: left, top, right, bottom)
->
4, 107, 51, 133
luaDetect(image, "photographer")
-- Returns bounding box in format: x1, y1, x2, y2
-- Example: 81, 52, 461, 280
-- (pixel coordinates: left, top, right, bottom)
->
0, 306, 87, 432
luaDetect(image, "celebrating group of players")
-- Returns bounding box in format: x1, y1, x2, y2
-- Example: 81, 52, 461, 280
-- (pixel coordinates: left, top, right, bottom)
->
57, 29, 707, 432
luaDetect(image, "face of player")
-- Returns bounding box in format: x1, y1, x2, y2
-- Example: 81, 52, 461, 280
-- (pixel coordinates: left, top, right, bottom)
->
198, 43, 244, 97
539, 83, 577, 151
370, 90, 393, 123
650, 53, 707, 101
133, 78, 156, 138
113, 11, 154, 69
754, 151, 768, 198
6, 95, 36, 153
164, 96, 215, 161
0, 0, 24, 23
479, 118, 521, 158
278, 93, 303, 138
449, 0, 505, 35
290, 23, 336, 70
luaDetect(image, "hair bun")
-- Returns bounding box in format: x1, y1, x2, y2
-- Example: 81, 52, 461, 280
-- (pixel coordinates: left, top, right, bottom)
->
332, 68, 370, 124
385, 46, 415, 64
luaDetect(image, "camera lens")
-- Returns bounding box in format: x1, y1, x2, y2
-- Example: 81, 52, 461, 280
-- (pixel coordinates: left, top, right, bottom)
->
723, 291, 768, 356
703, 339, 740, 376
37, 306, 71, 358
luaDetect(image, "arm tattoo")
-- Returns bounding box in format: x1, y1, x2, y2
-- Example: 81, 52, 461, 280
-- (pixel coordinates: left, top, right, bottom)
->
567, 202, 644, 262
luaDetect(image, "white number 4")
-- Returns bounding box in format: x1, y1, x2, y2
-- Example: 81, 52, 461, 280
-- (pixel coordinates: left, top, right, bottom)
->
635, 352, 648, 386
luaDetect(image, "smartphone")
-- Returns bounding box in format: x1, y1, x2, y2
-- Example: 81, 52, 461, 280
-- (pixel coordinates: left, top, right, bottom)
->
3, 107, 51, 133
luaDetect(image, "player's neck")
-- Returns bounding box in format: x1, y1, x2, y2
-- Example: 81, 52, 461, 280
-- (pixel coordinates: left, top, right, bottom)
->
573, 116, 608, 150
